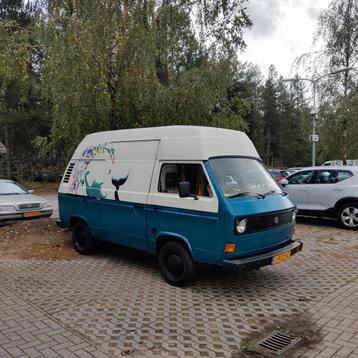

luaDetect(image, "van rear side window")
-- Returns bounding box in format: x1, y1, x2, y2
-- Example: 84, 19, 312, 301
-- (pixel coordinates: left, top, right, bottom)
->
158, 164, 212, 197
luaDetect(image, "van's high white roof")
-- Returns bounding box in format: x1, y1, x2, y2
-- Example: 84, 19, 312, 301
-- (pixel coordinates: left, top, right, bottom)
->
72, 126, 260, 161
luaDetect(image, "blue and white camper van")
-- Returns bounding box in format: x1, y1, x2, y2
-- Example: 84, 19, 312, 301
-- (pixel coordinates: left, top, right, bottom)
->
58, 126, 302, 286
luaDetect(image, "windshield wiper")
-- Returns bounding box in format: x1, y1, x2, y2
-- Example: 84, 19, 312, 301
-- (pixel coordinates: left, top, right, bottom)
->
264, 190, 288, 196
1, 193, 20, 195
228, 192, 265, 199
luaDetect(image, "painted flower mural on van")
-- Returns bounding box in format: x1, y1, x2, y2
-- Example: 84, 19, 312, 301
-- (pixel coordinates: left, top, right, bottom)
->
69, 143, 115, 196
69, 142, 130, 200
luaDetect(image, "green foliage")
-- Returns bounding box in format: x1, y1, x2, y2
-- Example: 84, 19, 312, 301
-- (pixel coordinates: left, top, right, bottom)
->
38, 0, 252, 162
0, 1, 51, 179
316, 0, 358, 161
1, 0, 357, 178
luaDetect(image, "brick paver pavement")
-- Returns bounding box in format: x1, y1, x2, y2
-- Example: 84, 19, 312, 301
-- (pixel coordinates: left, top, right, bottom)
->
0, 281, 111, 357
0, 218, 358, 357
293, 282, 358, 358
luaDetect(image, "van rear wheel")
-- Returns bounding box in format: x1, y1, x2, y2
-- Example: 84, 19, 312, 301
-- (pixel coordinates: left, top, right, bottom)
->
158, 242, 195, 287
72, 222, 97, 254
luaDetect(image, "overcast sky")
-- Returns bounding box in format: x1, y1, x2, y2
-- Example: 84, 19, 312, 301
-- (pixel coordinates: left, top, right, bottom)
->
241, 0, 329, 77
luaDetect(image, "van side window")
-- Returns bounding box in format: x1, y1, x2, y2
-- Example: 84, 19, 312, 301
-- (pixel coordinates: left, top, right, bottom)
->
158, 164, 212, 197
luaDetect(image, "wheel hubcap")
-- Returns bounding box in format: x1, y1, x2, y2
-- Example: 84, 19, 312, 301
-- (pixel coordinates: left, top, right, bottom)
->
167, 254, 184, 275
341, 207, 358, 227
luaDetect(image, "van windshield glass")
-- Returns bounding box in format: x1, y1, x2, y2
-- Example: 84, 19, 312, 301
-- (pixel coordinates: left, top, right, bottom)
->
209, 157, 282, 198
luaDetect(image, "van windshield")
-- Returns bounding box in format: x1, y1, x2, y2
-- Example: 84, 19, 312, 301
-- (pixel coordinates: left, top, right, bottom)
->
209, 157, 282, 198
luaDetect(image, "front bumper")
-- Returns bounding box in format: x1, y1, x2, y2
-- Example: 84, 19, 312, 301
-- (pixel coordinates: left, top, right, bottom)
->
223, 241, 303, 271
0, 209, 53, 225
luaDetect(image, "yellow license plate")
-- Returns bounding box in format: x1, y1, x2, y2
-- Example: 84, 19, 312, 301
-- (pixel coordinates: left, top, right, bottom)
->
24, 211, 41, 218
272, 251, 291, 265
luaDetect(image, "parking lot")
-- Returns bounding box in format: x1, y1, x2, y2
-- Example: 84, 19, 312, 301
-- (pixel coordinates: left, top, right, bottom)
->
0, 217, 358, 358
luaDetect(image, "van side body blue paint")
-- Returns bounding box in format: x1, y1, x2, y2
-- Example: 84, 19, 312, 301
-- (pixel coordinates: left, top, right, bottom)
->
147, 206, 220, 263
152, 231, 193, 254
58, 193, 101, 236
59, 192, 220, 263
99, 198, 148, 251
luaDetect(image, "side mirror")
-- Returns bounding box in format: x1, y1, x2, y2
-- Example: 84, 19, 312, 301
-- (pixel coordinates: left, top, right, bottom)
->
28, 189, 34, 194
280, 179, 288, 187
178, 181, 191, 198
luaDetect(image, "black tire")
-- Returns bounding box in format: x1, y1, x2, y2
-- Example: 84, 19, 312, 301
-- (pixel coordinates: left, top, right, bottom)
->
72, 222, 97, 254
338, 202, 358, 230
158, 241, 195, 287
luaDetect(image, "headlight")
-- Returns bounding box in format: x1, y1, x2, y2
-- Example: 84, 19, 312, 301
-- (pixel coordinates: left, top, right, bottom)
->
0, 205, 17, 214
42, 202, 52, 209
236, 218, 247, 234
292, 210, 297, 223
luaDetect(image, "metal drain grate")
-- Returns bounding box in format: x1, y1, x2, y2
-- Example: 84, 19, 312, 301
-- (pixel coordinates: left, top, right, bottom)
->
256, 331, 302, 355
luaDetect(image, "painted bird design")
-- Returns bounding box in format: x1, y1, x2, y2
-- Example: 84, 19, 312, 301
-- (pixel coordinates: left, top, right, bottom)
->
85, 172, 107, 199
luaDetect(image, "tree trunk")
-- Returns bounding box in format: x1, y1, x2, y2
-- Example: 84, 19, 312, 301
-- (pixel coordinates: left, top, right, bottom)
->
4, 125, 12, 179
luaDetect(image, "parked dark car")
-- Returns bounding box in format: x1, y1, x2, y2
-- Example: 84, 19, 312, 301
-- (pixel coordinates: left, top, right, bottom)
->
269, 169, 290, 182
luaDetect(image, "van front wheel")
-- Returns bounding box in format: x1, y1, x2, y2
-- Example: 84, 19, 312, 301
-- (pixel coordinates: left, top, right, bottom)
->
72, 222, 97, 254
158, 242, 195, 287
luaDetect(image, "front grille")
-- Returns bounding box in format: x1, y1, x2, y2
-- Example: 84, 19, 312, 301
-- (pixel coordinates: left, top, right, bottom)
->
245, 209, 294, 233
19, 203, 41, 210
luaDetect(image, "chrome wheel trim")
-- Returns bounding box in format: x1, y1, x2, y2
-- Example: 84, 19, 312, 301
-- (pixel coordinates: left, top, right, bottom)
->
341, 207, 358, 227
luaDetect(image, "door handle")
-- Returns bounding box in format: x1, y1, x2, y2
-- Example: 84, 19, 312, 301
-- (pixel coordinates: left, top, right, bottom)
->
134, 203, 145, 208
333, 188, 343, 191
298, 189, 308, 192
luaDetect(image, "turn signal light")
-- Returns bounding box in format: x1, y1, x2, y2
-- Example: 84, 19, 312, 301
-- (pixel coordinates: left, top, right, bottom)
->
224, 244, 236, 253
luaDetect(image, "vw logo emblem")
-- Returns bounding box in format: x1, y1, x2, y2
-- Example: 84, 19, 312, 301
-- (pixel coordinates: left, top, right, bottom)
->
274, 217, 279, 225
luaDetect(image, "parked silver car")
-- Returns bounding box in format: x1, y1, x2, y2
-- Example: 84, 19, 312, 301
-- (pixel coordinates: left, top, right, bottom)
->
0, 180, 53, 224
281, 166, 358, 229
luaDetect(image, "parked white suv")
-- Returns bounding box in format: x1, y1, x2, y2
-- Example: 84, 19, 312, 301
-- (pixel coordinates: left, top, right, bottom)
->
282, 166, 358, 229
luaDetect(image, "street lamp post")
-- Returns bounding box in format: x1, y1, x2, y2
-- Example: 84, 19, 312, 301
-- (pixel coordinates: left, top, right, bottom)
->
312, 79, 318, 166
283, 67, 353, 166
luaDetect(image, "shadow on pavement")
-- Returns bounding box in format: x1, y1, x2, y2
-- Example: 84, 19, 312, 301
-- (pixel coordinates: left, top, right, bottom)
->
297, 216, 340, 228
